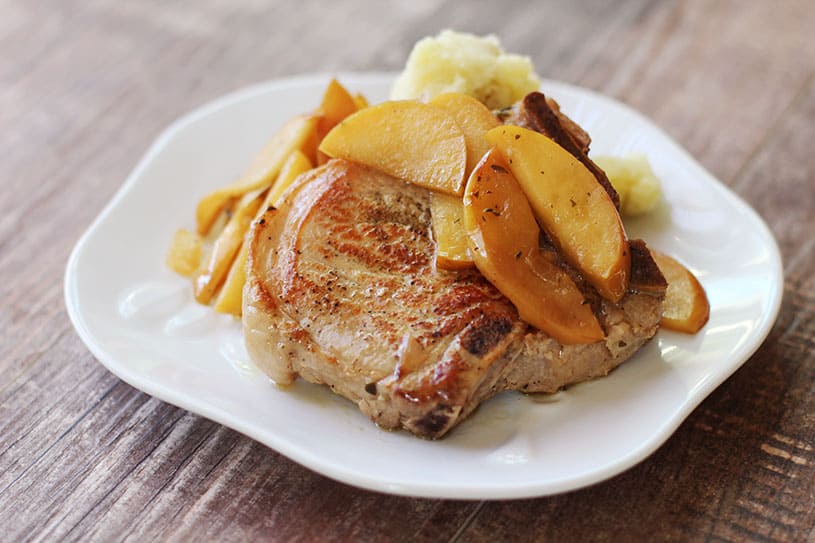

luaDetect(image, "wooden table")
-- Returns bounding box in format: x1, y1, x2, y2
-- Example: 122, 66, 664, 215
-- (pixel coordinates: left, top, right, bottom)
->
3, 1, 814, 540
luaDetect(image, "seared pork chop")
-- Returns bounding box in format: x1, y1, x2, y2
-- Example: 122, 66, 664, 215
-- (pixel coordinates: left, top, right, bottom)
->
244, 159, 666, 438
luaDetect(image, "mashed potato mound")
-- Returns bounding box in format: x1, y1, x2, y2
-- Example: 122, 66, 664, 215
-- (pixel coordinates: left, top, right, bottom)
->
594, 154, 663, 216
390, 30, 540, 110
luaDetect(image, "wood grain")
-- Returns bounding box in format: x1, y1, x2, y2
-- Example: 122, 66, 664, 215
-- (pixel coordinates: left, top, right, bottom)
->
1, 0, 813, 541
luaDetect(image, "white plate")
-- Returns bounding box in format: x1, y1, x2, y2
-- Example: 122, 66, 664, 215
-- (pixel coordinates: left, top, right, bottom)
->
64, 73, 782, 499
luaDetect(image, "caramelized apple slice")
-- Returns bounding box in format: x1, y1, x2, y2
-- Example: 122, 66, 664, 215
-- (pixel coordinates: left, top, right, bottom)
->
213, 242, 249, 316
464, 149, 603, 344
486, 125, 630, 302
427, 94, 499, 268
317, 79, 358, 136
431, 192, 473, 269
319, 100, 467, 195
314, 79, 360, 165
211, 152, 313, 315
166, 228, 202, 277
651, 251, 710, 333
196, 114, 318, 234
429, 93, 500, 176
194, 191, 263, 304
264, 149, 313, 209
352, 93, 369, 110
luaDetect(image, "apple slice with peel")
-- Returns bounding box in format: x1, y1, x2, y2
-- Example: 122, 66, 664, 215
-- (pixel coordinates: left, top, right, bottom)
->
486, 125, 630, 302
464, 149, 604, 344
319, 100, 467, 195
651, 251, 710, 333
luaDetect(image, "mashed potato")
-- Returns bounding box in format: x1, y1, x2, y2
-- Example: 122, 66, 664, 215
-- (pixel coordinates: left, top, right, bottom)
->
392, 31, 662, 217
390, 30, 540, 110
594, 154, 662, 216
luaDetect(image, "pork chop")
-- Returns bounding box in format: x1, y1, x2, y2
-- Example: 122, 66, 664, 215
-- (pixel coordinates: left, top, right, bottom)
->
243, 159, 666, 439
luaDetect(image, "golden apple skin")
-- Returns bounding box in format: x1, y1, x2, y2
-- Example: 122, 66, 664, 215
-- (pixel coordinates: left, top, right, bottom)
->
463, 149, 603, 344
319, 100, 467, 196
486, 125, 630, 302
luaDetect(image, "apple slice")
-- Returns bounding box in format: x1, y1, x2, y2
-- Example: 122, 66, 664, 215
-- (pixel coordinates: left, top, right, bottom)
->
166, 228, 202, 277
486, 125, 630, 302
463, 149, 603, 344
314, 79, 360, 165
427, 94, 499, 269
196, 114, 318, 235
319, 100, 467, 195
211, 151, 313, 315
213, 241, 249, 317
429, 93, 500, 176
430, 192, 473, 270
317, 79, 358, 136
194, 191, 263, 304
353, 93, 369, 110
264, 149, 314, 209
651, 251, 710, 333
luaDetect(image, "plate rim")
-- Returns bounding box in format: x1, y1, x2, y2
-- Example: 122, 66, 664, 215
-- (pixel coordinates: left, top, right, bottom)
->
64, 72, 784, 499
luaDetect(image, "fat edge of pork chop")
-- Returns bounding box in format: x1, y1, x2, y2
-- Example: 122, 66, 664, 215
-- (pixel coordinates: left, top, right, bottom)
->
244, 159, 666, 438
